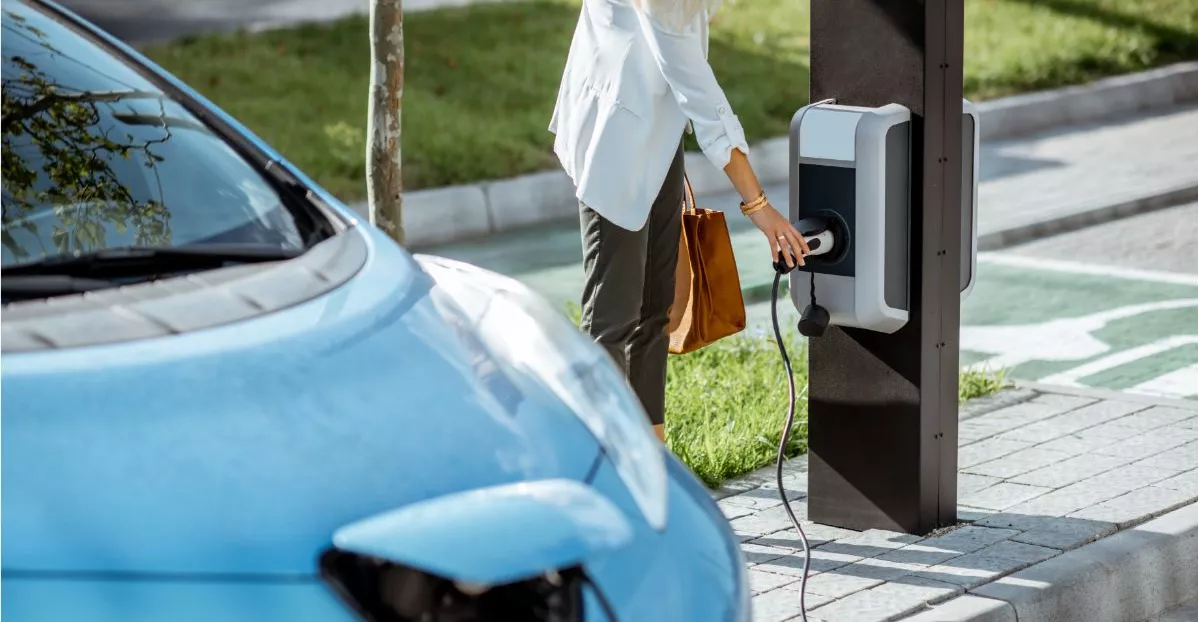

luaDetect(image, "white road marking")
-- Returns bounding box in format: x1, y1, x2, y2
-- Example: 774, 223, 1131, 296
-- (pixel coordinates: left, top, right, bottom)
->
963, 299, 1198, 370
1037, 335, 1198, 387
1126, 362, 1198, 399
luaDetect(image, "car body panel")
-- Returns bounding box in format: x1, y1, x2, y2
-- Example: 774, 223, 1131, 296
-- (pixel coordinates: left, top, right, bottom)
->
0, 577, 357, 622
1, 571, 621, 622
1, 226, 602, 576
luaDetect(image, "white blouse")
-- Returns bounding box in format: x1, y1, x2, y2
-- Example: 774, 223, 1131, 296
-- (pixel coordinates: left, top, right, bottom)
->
548, 0, 750, 231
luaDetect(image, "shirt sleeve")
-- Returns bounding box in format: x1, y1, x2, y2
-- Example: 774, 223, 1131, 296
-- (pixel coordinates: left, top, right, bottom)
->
632, 6, 750, 171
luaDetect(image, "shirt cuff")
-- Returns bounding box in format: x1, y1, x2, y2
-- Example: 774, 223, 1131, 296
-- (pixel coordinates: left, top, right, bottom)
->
697, 108, 750, 170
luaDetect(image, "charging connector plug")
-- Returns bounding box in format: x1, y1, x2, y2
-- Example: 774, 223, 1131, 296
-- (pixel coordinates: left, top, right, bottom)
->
786, 217, 837, 338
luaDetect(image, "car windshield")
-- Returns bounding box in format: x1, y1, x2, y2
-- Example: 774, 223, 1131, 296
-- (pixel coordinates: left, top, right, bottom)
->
1, 1, 314, 269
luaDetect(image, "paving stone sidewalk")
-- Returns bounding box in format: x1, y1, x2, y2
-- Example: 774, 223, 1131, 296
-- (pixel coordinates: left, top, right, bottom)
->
719, 387, 1198, 622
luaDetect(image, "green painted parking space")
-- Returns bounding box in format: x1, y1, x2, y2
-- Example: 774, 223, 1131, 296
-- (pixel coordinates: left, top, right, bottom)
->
962, 253, 1198, 399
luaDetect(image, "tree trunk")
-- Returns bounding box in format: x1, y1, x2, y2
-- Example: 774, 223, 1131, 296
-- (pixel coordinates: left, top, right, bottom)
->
367, 0, 405, 243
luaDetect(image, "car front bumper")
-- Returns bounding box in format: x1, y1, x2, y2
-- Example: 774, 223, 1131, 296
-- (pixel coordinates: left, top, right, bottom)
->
3, 452, 749, 622
581, 451, 750, 622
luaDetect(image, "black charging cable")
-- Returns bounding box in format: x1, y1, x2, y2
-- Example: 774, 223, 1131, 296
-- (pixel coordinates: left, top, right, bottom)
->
769, 254, 812, 622
581, 570, 620, 622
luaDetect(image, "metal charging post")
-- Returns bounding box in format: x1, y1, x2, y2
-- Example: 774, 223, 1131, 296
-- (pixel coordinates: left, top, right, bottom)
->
804, 0, 965, 534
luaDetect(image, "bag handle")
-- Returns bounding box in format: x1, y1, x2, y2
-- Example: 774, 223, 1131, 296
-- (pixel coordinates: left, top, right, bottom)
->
682, 174, 697, 214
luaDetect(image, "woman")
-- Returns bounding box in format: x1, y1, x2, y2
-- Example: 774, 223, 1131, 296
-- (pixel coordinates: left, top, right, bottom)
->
549, 0, 809, 442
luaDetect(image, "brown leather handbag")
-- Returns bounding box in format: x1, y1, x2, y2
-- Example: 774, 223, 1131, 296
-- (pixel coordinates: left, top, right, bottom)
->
667, 175, 747, 354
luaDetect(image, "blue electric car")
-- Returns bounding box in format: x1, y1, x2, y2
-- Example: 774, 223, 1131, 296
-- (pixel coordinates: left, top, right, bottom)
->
0, 1, 749, 619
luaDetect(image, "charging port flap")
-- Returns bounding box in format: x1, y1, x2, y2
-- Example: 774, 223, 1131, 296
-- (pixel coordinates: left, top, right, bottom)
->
321, 479, 631, 621
327, 479, 633, 588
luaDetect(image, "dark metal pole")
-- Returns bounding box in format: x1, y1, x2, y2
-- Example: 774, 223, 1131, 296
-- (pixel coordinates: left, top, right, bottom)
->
806, 0, 964, 534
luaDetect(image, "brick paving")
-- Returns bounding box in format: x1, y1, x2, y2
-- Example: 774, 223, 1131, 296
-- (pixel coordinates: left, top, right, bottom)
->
718, 388, 1198, 622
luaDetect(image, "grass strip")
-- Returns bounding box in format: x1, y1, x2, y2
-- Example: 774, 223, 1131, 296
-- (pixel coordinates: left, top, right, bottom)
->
666, 332, 1007, 487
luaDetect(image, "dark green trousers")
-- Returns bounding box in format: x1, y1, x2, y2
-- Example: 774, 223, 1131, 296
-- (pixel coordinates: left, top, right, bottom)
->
579, 142, 686, 426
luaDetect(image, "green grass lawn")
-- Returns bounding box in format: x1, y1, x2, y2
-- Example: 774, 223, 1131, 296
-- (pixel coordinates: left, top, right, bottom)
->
143, 0, 1198, 202
562, 303, 1008, 487
665, 332, 1007, 487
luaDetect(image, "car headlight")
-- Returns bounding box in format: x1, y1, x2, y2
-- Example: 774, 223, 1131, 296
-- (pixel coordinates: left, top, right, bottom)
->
417, 256, 669, 531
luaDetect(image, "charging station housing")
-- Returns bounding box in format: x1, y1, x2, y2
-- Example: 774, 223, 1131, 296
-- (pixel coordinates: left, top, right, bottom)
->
960, 99, 980, 300
789, 99, 980, 334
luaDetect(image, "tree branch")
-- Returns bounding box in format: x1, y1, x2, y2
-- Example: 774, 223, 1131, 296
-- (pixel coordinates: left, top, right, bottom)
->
3, 89, 163, 131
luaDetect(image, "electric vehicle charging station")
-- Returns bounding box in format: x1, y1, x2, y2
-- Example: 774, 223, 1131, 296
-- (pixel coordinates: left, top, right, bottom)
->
787, 0, 968, 538
764, 97, 979, 619
786, 99, 981, 336
759, 4, 969, 618
787, 102, 914, 336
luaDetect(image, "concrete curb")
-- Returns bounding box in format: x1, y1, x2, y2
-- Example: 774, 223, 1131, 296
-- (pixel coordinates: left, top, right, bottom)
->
976, 181, 1198, 252
958, 387, 1039, 420
974, 61, 1198, 141
352, 62, 1198, 249
958, 502, 1198, 622
710, 454, 808, 502
902, 595, 1016, 622
1015, 382, 1198, 413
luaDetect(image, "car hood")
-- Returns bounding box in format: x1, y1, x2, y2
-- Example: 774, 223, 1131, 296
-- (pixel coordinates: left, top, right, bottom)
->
0, 226, 602, 576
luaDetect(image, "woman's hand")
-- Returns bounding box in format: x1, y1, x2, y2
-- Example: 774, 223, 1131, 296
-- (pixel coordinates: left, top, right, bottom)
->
720, 149, 807, 267
748, 203, 809, 268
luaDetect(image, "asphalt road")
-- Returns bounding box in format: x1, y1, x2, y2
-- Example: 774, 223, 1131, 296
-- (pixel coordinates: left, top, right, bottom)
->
1010, 202, 1198, 276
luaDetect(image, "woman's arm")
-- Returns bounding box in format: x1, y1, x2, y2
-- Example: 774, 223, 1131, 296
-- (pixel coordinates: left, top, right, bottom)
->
724, 147, 808, 267
632, 9, 808, 266
722, 145, 764, 205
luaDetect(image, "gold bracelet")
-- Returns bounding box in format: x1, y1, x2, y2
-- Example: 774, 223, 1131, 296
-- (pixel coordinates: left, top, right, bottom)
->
741, 201, 768, 217
737, 191, 766, 216
740, 191, 766, 210
740, 191, 769, 216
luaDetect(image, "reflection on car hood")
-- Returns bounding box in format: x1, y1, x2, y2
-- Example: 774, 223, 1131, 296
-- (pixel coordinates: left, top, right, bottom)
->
0, 226, 601, 576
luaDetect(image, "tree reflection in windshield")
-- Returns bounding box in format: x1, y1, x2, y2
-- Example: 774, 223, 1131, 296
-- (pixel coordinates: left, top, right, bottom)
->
1, 2, 309, 269
1, 8, 172, 261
